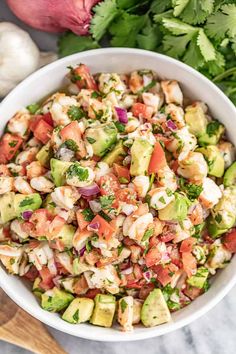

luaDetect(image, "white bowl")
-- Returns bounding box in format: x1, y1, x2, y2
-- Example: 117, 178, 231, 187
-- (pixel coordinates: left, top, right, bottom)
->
0, 48, 236, 341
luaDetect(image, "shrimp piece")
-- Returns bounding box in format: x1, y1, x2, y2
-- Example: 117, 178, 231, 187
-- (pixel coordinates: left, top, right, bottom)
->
94, 162, 111, 182
123, 213, 153, 244
50, 93, 79, 126
16, 147, 39, 165
132, 175, 150, 198
178, 151, 208, 183
199, 177, 222, 209
98, 73, 126, 97
206, 240, 232, 275
129, 71, 143, 93
118, 296, 134, 332
10, 219, 28, 240
88, 98, 112, 121
30, 176, 54, 193
132, 299, 142, 325
129, 245, 142, 263
167, 127, 197, 155
121, 94, 138, 109
89, 265, 121, 294
25, 137, 42, 148
165, 103, 185, 129
161, 80, 183, 105
158, 165, 178, 191
142, 92, 163, 113
73, 229, 93, 252
125, 116, 140, 133
27, 241, 56, 273
7, 109, 31, 138
14, 177, 35, 194
148, 187, 175, 210
0, 164, 11, 177
218, 141, 235, 168
55, 251, 73, 274
77, 89, 93, 110
7, 163, 25, 177
26, 161, 47, 179
0, 176, 14, 194
51, 127, 63, 152
0, 243, 23, 257
51, 186, 80, 210
189, 203, 204, 225
173, 219, 194, 243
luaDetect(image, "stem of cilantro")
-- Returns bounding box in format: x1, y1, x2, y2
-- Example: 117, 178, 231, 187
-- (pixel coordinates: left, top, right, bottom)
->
126, 0, 151, 13
213, 67, 236, 82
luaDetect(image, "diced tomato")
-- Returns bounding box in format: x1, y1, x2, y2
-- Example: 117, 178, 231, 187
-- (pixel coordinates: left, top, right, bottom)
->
0, 133, 23, 163
183, 284, 203, 300
113, 163, 130, 183
145, 247, 162, 267
223, 229, 236, 252
60, 121, 86, 158
39, 266, 54, 290
74, 275, 89, 295
182, 252, 197, 278
30, 113, 53, 132
139, 283, 155, 300
73, 64, 98, 90
85, 288, 101, 299
48, 216, 66, 237
125, 282, 143, 289
123, 237, 136, 247
170, 245, 182, 268
90, 214, 115, 242
133, 264, 143, 280
115, 188, 137, 206
76, 210, 90, 231
99, 173, 120, 196
159, 232, 176, 243
131, 102, 153, 119
180, 237, 196, 253
171, 160, 179, 173
33, 119, 53, 144
148, 141, 167, 175
152, 263, 178, 287
24, 265, 39, 282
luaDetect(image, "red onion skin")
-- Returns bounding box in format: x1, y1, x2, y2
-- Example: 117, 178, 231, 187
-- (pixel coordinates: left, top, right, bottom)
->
7, 0, 100, 35
22, 210, 33, 220
79, 246, 86, 257
167, 120, 177, 130
87, 222, 100, 232
79, 183, 100, 197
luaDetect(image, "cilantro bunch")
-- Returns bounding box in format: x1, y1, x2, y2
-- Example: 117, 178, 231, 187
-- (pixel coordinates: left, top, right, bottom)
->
58, 0, 236, 104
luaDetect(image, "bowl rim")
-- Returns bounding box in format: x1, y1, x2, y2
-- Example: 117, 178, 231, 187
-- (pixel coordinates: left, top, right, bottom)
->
1, 47, 236, 341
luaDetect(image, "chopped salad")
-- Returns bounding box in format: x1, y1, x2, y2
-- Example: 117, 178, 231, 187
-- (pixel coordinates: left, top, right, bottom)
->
0, 65, 236, 331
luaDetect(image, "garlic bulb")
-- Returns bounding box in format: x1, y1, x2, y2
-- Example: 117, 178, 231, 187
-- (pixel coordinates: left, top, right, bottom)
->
0, 22, 57, 97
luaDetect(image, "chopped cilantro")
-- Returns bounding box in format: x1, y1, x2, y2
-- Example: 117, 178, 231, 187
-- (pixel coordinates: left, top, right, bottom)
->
179, 177, 203, 201
114, 121, 125, 133
8, 140, 18, 147
72, 309, 80, 322
206, 121, 221, 137
215, 213, 223, 224
64, 139, 78, 152
120, 299, 128, 313
118, 244, 124, 256
82, 208, 94, 222
91, 91, 101, 99
86, 239, 92, 253
10, 258, 15, 265
142, 228, 154, 242
159, 196, 166, 204
19, 197, 34, 207
68, 105, 86, 121
119, 177, 129, 184
98, 210, 112, 222
86, 137, 96, 144
99, 195, 115, 209
194, 223, 205, 239
66, 163, 89, 181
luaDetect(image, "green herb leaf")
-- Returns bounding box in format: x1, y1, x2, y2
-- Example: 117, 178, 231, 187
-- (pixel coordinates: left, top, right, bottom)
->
179, 177, 203, 201
99, 195, 115, 209
68, 105, 86, 121
114, 121, 125, 132
19, 198, 34, 207
58, 32, 99, 57
142, 228, 154, 242
64, 139, 78, 152
27, 103, 40, 114
82, 208, 94, 222
66, 163, 89, 181
120, 299, 128, 313
86, 137, 96, 144
206, 4, 236, 40
72, 309, 80, 322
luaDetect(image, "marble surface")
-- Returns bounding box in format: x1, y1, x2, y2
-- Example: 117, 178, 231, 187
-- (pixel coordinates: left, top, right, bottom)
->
1, 2, 236, 353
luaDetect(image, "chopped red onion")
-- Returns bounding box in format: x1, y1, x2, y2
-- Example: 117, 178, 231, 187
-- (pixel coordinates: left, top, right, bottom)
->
89, 200, 102, 213
22, 210, 33, 220
79, 246, 86, 257
79, 183, 100, 197
53, 275, 62, 288
115, 107, 128, 124
87, 222, 100, 232
121, 267, 133, 275
143, 271, 151, 282
167, 120, 177, 130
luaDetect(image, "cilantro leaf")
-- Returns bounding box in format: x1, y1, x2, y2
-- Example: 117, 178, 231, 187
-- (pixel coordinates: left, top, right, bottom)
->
197, 29, 216, 61
68, 105, 86, 121
99, 195, 115, 209
120, 299, 128, 313
90, 0, 120, 41
58, 32, 99, 57
206, 121, 220, 136
109, 13, 147, 47
82, 208, 94, 222
64, 139, 78, 152
19, 198, 34, 207
206, 4, 236, 40
178, 0, 214, 25
137, 22, 161, 50
163, 33, 194, 58
151, 0, 172, 14
27, 103, 40, 114
66, 163, 89, 181
172, 0, 189, 17
179, 177, 203, 201
161, 17, 197, 35
183, 34, 205, 69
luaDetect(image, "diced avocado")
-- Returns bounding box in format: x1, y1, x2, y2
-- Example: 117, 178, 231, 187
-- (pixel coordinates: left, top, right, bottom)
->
62, 297, 94, 324
158, 193, 191, 222
185, 104, 208, 136
0, 192, 16, 223
14, 193, 42, 216
84, 122, 117, 157
198, 121, 225, 146
33, 277, 44, 298
130, 138, 153, 176
50, 158, 72, 187
141, 289, 171, 327
41, 287, 74, 312
208, 187, 236, 237
223, 162, 236, 187
36, 142, 53, 168
102, 141, 126, 166
90, 294, 116, 328
187, 267, 209, 288
197, 145, 225, 177
56, 224, 76, 250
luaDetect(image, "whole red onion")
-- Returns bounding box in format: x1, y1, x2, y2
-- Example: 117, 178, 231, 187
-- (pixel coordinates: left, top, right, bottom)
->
7, 0, 100, 35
